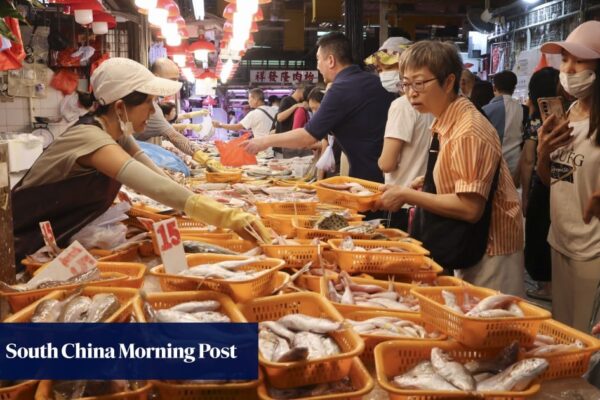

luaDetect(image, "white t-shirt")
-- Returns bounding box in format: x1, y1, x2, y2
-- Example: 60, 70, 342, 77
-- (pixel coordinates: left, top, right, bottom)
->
547, 117, 600, 261
383, 96, 434, 187
239, 105, 276, 138
501, 95, 524, 177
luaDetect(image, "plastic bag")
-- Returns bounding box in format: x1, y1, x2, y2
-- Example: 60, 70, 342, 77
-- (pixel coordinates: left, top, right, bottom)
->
71, 202, 131, 250
136, 140, 190, 176
0, 17, 25, 71
316, 135, 336, 172
215, 133, 257, 167
50, 68, 78, 95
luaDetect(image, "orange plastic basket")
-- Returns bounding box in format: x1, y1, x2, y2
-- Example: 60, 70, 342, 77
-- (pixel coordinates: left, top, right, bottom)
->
132, 290, 246, 323
320, 275, 418, 315
128, 204, 170, 221
343, 310, 446, 367
4, 286, 139, 323
0, 272, 129, 312
94, 262, 146, 289
294, 218, 410, 242
150, 254, 285, 303
260, 240, 327, 268
411, 286, 551, 348
35, 380, 152, 400
314, 177, 382, 212
237, 292, 365, 389
256, 357, 373, 400
327, 239, 436, 278
255, 201, 319, 217
525, 319, 600, 381
264, 214, 366, 238
374, 340, 541, 399
0, 380, 38, 400
151, 234, 245, 256
365, 274, 471, 286
205, 170, 243, 183
152, 377, 261, 400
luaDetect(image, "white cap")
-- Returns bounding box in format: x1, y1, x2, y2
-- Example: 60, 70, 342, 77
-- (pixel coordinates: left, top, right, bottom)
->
91, 57, 183, 105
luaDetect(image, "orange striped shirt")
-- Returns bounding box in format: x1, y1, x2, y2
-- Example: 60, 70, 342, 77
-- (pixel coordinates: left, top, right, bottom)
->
431, 97, 523, 256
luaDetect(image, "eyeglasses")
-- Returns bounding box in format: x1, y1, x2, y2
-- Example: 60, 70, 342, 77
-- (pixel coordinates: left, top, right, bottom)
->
397, 77, 437, 93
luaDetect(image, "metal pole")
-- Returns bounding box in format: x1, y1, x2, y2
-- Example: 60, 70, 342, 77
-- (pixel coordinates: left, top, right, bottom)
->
344, 0, 364, 64
379, 0, 388, 46
0, 142, 16, 285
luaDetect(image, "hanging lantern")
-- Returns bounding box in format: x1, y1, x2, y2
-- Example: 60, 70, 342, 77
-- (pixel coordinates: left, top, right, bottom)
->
188, 38, 216, 62
134, 0, 157, 14
165, 33, 182, 46
148, 0, 178, 26
223, 4, 263, 21
92, 21, 108, 34
65, 1, 105, 25
93, 11, 116, 29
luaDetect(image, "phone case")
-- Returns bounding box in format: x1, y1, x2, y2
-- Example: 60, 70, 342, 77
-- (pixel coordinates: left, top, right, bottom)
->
538, 97, 565, 123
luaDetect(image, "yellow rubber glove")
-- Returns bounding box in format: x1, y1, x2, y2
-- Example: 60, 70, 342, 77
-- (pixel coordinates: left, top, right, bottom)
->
192, 150, 226, 172
184, 195, 272, 243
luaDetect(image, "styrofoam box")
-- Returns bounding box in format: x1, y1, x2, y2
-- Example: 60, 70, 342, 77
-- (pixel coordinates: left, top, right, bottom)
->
0, 133, 43, 172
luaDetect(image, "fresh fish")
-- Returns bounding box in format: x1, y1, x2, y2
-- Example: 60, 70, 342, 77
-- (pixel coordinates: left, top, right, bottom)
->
191, 311, 231, 322
183, 240, 238, 255
475, 309, 522, 318
393, 361, 459, 391
321, 336, 341, 356
507, 302, 525, 318
258, 329, 281, 361
442, 290, 464, 314
0, 281, 25, 293
179, 265, 238, 279
276, 347, 309, 362
277, 314, 342, 333
59, 296, 92, 322
340, 285, 354, 304
169, 300, 221, 313
465, 341, 519, 374
292, 332, 328, 360
259, 321, 296, 343
153, 310, 203, 323
339, 236, 355, 251
366, 297, 415, 311
86, 293, 121, 322
526, 340, 585, 356
474, 373, 494, 383
430, 347, 476, 391
327, 280, 342, 303
31, 299, 62, 323
368, 291, 400, 300
466, 294, 519, 317
477, 358, 549, 391
203, 257, 262, 270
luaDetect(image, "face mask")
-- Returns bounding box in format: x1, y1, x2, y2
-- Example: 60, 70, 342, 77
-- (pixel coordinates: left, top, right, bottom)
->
379, 70, 400, 93
559, 70, 596, 99
118, 107, 134, 136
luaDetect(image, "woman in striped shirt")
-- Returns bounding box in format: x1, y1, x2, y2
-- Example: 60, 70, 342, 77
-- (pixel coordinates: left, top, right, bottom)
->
375, 41, 524, 296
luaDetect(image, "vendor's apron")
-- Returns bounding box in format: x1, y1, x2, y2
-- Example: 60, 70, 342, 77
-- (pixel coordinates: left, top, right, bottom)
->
11, 117, 121, 268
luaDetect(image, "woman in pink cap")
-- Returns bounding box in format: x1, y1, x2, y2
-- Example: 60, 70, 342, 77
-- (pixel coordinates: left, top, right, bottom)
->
537, 21, 600, 331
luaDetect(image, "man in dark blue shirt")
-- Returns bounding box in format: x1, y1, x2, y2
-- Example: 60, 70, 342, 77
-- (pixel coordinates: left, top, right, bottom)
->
242, 32, 394, 183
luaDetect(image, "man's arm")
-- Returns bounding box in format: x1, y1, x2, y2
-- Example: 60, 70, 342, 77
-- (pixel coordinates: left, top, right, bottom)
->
378, 138, 404, 173
213, 121, 245, 131
242, 128, 317, 154
162, 128, 199, 156
277, 102, 303, 123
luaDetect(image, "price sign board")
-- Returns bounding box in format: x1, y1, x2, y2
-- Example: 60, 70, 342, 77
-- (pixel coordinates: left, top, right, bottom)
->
39, 221, 59, 252
28, 241, 97, 288
152, 218, 187, 274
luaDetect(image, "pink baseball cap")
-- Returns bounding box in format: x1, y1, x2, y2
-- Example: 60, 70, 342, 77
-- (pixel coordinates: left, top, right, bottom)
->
541, 21, 600, 59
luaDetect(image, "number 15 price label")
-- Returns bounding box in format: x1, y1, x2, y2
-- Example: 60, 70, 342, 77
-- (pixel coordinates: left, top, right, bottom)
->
153, 218, 187, 274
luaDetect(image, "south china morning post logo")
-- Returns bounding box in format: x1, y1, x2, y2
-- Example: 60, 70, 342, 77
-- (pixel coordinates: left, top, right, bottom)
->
0, 323, 258, 380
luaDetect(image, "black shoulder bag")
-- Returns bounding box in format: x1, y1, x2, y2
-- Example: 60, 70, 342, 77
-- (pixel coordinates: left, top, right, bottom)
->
409, 132, 501, 270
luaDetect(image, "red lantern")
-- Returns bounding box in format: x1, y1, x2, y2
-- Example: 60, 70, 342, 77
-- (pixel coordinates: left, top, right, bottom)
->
223, 4, 263, 22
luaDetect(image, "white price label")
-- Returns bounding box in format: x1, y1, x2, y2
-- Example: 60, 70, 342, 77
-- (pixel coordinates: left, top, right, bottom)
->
153, 217, 187, 274
28, 241, 97, 287
39, 221, 59, 251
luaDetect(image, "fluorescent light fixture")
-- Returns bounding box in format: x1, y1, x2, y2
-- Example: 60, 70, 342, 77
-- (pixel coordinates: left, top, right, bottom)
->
166, 34, 182, 46
220, 59, 234, 83
524, 0, 540, 3
134, 0, 158, 11
148, 7, 168, 26
92, 21, 108, 34
74, 9, 93, 25
192, 0, 205, 20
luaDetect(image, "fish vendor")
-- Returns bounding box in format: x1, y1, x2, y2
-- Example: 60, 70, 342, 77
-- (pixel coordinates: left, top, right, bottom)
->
11, 58, 270, 270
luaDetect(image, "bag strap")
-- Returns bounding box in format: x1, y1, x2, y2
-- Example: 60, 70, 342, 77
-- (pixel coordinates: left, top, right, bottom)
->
256, 106, 275, 122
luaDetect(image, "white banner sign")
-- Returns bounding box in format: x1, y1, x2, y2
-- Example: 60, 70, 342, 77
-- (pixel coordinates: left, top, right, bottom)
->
250, 70, 318, 85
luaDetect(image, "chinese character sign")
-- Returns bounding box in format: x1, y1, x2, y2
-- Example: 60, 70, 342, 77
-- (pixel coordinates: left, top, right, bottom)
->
250, 70, 318, 84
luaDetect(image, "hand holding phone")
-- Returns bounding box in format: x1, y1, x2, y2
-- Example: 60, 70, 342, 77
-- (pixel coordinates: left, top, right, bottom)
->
538, 97, 566, 124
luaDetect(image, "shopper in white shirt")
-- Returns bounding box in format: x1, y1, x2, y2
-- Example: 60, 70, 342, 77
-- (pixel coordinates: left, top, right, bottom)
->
483, 70, 524, 183
213, 88, 275, 139
537, 20, 600, 331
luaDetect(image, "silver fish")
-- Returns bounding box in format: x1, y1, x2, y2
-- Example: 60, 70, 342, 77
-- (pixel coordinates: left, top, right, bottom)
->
169, 300, 221, 313
183, 240, 238, 255
340, 285, 354, 304
259, 329, 291, 362
276, 347, 309, 362
507, 302, 525, 317
466, 294, 519, 317
431, 347, 476, 391
292, 332, 328, 360
59, 296, 92, 322
86, 293, 120, 322
526, 340, 585, 356
393, 361, 459, 391
475, 309, 521, 318
321, 336, 341, 356
477, 358, 549, 391
465, 341, 519, 374
442, 290, 464, 314
191, 311, 231, 322
259, 321, 296, 343
277, 314, 342, 333
31, 299, 62, 323
153, 309, 203, 323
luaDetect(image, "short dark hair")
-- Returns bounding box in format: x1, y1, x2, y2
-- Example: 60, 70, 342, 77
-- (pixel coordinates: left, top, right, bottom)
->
493, 70, 518, 94
302, 85, 315, 101
470, 80, 495, 109
528, 67, 559, 118
80, 90, 149, 116
399, 40, 463, 94
249, 88, 265, 102
268, 95, 280, 105
307, 87, 324, 103
316, 32, 353, 65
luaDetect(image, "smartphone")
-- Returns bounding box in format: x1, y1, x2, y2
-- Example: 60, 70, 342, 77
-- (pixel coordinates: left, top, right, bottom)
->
538, 97, 566, 123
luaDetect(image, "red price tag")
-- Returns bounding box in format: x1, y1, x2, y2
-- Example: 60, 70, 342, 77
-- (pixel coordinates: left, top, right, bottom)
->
153, 218, 187, 274
39, 221, 59, 253
27, 241, 97, 288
